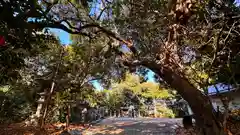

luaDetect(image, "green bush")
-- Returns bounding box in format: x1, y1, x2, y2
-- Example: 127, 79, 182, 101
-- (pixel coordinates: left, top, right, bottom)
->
157, 106, 175, 118
0, 90, 33, 123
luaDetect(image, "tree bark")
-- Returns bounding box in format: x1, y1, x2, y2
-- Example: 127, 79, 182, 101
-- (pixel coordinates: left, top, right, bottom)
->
40, 47, 64, 127
141, 61, 225, 135
142, 0, 225, 134
66, 104, 70, 128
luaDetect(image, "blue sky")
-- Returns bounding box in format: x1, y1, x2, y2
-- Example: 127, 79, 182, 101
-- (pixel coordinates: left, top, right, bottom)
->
50, 28, 72, 45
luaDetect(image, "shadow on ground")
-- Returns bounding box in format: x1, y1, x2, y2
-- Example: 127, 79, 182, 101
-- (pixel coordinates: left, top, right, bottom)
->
83, 118, 181, 135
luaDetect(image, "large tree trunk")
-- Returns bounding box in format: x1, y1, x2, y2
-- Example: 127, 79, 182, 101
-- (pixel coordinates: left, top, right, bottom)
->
142, 61, 225, 135
144, 0, 225, 134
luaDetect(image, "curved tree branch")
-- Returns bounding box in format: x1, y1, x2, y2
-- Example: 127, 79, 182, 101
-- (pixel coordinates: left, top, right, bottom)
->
30, 19, 132, 46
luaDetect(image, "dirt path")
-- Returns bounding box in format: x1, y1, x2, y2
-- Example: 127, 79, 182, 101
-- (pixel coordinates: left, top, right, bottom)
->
83, 117, 182, 135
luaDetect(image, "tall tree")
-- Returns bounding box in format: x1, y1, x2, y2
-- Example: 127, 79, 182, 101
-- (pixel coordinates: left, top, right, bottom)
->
2, 0, 240, 134
24, 37, 119, 125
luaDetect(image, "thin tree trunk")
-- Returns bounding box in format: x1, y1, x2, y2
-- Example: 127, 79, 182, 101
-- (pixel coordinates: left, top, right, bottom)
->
40, 81, 55, 128
66, 104, 70, 128
40, 47, 64, 128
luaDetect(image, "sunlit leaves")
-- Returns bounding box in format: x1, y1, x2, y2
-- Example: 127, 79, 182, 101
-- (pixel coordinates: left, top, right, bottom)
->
140, 82, 172, 99
112, 72, 172, 99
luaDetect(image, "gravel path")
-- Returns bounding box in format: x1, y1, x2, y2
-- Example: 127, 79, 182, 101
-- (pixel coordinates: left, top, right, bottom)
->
83, 117, 183, 135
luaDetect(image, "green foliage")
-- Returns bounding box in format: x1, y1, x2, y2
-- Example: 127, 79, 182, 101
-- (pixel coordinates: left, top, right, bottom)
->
1, 0, 240, 127
0, 0, 57, 85
99, 73, 174, 115
0, 86, 34, 123
156, 106, 175, 118
112, 73, 172, 100
0, 28, 114, 123
140, 82, 172, 99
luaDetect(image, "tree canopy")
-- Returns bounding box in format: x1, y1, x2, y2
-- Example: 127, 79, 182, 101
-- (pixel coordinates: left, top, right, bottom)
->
1, 0, 240, 134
